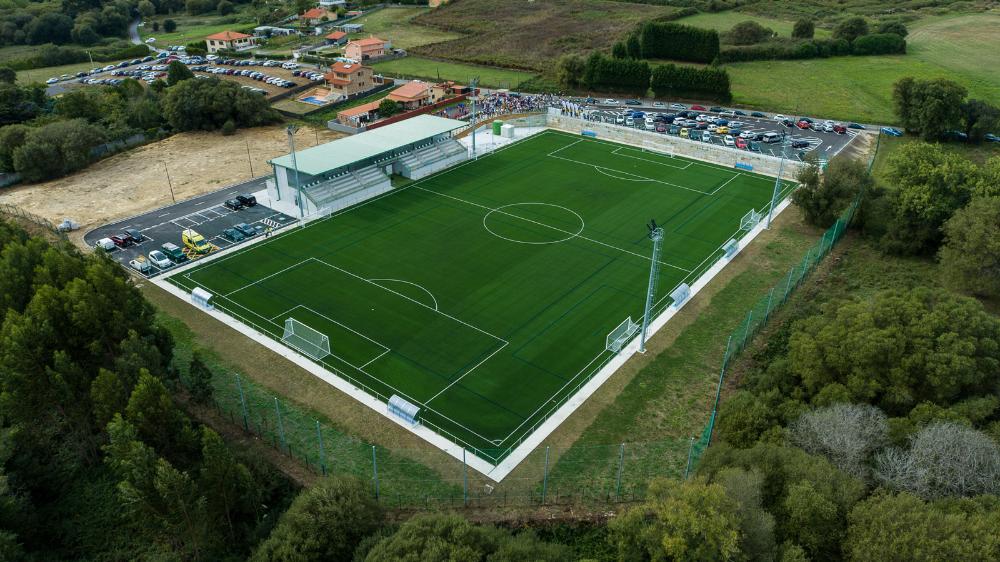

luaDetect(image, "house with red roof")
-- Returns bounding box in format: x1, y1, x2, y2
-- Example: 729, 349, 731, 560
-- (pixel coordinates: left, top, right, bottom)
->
344, 36, 388, 61
300, 7, 338, 26
324, 61, 377, 100
387, 80, 431, 109
205, 30, 256, 53
324, 31, 348, 46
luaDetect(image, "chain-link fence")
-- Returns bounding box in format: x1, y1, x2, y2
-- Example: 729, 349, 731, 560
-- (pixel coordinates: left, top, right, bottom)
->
685, 193, 863, 475
0, 203, 67, 239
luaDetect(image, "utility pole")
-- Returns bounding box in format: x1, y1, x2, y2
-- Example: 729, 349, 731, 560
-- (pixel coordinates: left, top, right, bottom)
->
639, 221, 664, 353
245, 139, 254, 178
469, 76, 480, 160
162, 162, 175, 203
286, 124, 304, 219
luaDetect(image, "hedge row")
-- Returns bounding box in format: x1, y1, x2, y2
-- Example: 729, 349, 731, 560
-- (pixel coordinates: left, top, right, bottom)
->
5, 43, 151, 71
583, 52, 651, 92
651, 63, 731, 101
719, 33, 905, 62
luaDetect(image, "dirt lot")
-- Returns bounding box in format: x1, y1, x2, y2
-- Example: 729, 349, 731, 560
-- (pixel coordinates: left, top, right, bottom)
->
0, 124, 342, 247
196, 64, 327, 98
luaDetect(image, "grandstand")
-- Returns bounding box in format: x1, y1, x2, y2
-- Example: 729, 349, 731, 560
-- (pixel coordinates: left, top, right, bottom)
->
267, 115, 467, 216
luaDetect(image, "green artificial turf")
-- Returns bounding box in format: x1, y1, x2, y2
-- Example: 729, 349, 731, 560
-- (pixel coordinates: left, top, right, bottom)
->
169, 130, 793, 461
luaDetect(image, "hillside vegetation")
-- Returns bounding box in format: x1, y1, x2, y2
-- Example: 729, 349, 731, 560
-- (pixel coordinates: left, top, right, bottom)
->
411, 0, 678, 71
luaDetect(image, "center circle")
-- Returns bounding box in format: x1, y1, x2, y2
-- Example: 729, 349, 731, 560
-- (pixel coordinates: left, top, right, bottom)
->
483, 202, 585, 245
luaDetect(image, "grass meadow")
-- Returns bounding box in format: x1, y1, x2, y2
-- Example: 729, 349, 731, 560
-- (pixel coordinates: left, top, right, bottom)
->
372, 56, 536, 88
349, 7, 463, 50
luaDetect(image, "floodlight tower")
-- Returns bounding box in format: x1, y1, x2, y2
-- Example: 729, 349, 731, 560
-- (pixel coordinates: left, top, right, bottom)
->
469, 76, 480, 160
286, 124, 304, 219
639, 221, 664, 353
766, 134, 791, 229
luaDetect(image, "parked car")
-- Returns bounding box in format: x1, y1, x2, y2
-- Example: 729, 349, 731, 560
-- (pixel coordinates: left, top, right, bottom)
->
832, 124, 847, 134
604, 98, 618, 105
735, 137, 748, 149
716, 126, 729, 134
690, 104, 706, 111
234, 223, 256, 237
796, 120, 811, 129
655, 123, 667, 133
148, 250, 172, 269
652, 101, 665, 107
129, 256, 151, 274
110, 235, 132, 248
236, 194, 257, 207
848, 122, 865, 129
791, 139, 811, 148
160, 242, 187, 263
222, 228, 245, 243
985, 133, 999, 143
625, 99, 641, 105
722, 135, 735, 147
670, 103, 685, 110
702, 130, 712, 142
122, 227, 141, 242
668, 125, 680, 135
773, 114, 786, 121
751, 111, 766, 118
880, 127, 903, 137
95, 238, 116, 251
224, 198, 243, 211
679, 127, 689, 138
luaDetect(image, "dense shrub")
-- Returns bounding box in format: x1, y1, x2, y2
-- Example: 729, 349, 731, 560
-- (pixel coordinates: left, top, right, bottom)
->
637, 21, 720, 63
581, 52, 650, 93
851, 33, 906, 55
650, 63, 731, 101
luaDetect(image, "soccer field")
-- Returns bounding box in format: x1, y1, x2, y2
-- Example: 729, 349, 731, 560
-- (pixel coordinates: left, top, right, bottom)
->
168, 130, 794, 463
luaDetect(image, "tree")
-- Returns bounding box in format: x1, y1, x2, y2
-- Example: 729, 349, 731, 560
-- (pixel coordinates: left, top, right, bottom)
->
555, 54, 585, 88
166, 60, 194, 85
609, 478, 742, 561
790, 403, 888, 481
714, 468, 776, 560
377, 98, 400, 117
874, 422, 1000, 499
137, 0, 156, 17
845, 492, 1000, 561
187, 353, 214, 403
892, 77, 967, 140
783, 480, 842, 559
12, 118, 106, 182
124, 370, 196, 460
217, 0, 234, 15
792, 157, 872, 227
939, 196, 1000, 297
164, 19, 177, 33
0, 124, 29, 171
625, 33, 641, 59
876, 20, 908, 37
26, 13, 73, 45
792, 19, 815, 39
833, 17, 869, 43
726, 20, 773, 45
90, 368, 129, 429
0, 83, 47, 125
0, 67, 14, 84
199, 427, 256, 544
152, 21, 160, 32
879, 142, 979, 253
958, 99, 1000, 143
778, 287, 1000, 415
716, 390, 780, 448
252, 475, 383, 562
611, 40, 627, 59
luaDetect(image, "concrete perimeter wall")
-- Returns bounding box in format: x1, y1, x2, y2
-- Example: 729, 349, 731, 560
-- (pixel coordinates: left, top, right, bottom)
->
546, 115, 806, 179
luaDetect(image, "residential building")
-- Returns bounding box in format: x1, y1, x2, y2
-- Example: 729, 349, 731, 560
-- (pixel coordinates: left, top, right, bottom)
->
325, 31, 348, 45
430, 80, 470, 103
205, 31, 256, 53
300, 7, 338, 25
324, 62, 378, 100
319, 0, 346, 6
387, 80, 431, 109
337, 99, 382, 126
345, 36, 388, 61
253, 25, 297, 37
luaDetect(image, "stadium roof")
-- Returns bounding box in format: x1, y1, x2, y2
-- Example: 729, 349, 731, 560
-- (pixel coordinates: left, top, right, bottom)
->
269, 115, 465, 175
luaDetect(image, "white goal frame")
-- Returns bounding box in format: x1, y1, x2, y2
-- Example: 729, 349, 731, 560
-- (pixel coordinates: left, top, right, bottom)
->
282, 317, 331, 361
740, 208, 763, 231
606, 316, 640, 353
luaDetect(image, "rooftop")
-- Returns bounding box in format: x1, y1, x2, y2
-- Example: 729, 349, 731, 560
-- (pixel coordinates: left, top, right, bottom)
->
270, 115, 465, 175
337, 100, 382, 119
206, 30, 252, 41
327, 61, 366, 75
301, 7, 331, 18
350, 37, 385, 47
388, 81, 430, 101
326, 31, 347, 40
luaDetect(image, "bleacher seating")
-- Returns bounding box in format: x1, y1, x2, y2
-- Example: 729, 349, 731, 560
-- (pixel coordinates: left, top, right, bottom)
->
397, 139, 467, 179
302, 164, 390, 209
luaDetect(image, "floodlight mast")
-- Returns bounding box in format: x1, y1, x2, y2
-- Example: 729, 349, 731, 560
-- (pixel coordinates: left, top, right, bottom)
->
639, 223, 664, 353
766, 134, 790, 229
286, 124, 304, 219
469, 76, 480, 160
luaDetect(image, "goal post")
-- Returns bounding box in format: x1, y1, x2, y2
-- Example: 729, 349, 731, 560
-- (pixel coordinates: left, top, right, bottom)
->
740, 208, 763, 231
282, 317, 331, 361
606, 316, 640, 353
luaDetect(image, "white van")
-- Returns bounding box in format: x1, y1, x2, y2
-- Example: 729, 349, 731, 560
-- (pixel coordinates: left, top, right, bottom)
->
95, 238, 116, 251
762, 132, 781, 144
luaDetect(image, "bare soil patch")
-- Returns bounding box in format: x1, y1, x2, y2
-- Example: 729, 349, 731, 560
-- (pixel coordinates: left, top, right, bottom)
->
0, 125, 342, 248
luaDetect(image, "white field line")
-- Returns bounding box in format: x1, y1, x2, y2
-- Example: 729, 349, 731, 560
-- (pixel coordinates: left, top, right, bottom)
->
548, 152, 715, 196
368, 278, 440, 310
223, 258, 312, 297
413, 185, 693, 274
280, 303, 390, 354
424, 341, 510, 405
611, 146, 692, 170
709, 172, 742, 195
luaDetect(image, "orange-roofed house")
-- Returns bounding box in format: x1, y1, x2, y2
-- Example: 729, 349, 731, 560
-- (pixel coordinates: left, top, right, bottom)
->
344, 36, 388, 61
324, 62, 377, 100
387, 80, 431, 109
205, 30, 256, 53
337, 99, 382, 126
325, 31, 348, 46
300, 7, 338, 26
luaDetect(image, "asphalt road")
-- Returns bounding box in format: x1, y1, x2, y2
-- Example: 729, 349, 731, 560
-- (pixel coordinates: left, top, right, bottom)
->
84, 176, 297, 277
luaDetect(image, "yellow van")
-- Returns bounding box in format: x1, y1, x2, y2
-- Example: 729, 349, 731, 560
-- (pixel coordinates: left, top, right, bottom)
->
182, 229, 211, 254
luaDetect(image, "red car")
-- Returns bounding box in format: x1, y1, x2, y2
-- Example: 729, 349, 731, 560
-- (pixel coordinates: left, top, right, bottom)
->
690, 104, 707, 111
832, 124, 847, 134
796, 120, 811, 129
735, 137, 748, 149
109, 235, 133, 248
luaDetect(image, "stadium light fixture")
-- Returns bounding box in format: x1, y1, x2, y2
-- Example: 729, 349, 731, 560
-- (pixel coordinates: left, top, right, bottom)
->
286, 124, 304, 219
639, 220, 664, 353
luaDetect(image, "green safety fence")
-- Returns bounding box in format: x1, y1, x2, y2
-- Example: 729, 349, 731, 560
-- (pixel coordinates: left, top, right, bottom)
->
684, 192, 863, 477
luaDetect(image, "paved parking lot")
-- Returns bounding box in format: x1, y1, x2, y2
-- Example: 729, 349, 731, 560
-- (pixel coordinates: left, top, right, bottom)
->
582, 102, 859, 161
84, 179, 297, 278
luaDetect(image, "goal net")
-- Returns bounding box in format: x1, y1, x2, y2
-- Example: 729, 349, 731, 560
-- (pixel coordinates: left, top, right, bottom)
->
740, 208, 763, 231
606, 316, 640, 353
282, 318, 331, 361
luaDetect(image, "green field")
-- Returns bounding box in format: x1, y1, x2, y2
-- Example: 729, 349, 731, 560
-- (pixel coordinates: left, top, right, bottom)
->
349, 7, 463, 49
373, 56, 536, 88
721, 12, 1000, 123
139, 14, 255, 48
168, 131, 793, 461
675, 12, 831, 38
16, 59, 129, 84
